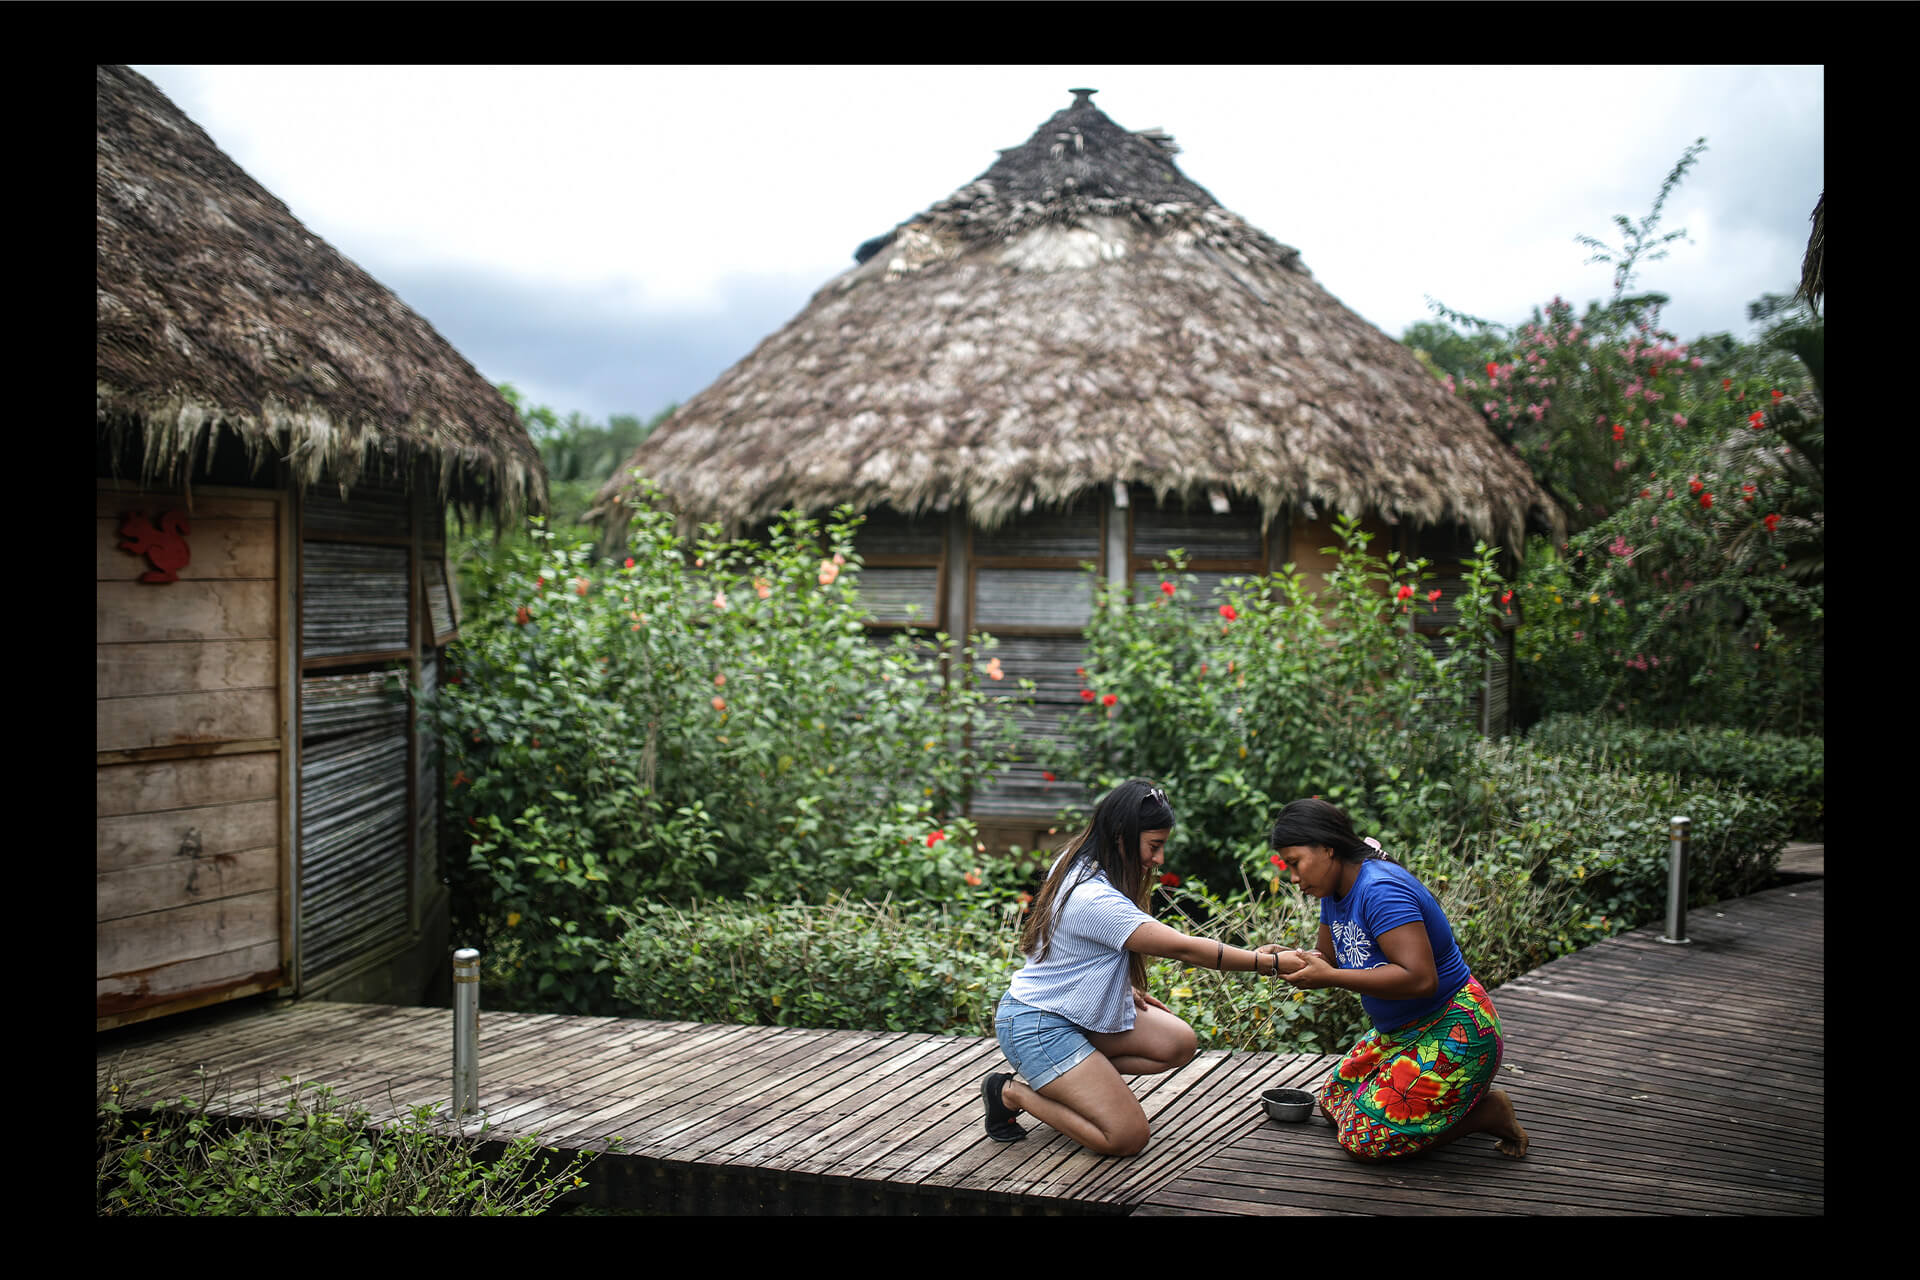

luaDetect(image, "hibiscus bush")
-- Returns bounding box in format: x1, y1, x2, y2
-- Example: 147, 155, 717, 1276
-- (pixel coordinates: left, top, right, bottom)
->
1411, 141, 1824, 735
426, 487, 1027, 1014
1050, 512, 1510, 891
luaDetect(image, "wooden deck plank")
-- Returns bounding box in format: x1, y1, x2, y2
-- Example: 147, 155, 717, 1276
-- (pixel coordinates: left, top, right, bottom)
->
94, 878, 1822, 1216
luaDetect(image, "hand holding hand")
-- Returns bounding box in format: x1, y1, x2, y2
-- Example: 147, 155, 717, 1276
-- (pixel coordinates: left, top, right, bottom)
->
1279, 949, 1338, 990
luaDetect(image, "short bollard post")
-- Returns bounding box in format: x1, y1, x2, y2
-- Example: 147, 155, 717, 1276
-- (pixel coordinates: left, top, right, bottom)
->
453, 948, 482, 1117
1659, 817, 1691, 945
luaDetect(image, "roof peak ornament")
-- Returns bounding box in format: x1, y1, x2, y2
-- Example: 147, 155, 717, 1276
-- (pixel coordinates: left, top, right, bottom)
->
1068, 87, 1097, 106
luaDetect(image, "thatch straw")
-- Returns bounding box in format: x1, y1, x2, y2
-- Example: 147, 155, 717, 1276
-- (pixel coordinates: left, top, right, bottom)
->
1797, 192, 1824, 316
96, 65, 546, 522
595, 88, 1558, 549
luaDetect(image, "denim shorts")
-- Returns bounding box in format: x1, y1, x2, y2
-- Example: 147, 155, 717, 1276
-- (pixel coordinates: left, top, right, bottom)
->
995, 993, 1098, 1091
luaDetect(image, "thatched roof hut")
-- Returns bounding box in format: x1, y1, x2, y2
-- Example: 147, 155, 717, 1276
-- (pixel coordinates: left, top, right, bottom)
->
96, 65, 544, 1031
592, 89, 1557, 841
596, 88, 1555, 551
97, 63, 545, 522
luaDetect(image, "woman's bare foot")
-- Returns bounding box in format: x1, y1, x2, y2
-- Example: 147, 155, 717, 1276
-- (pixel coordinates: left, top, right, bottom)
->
1477, 1088, 1529, 1158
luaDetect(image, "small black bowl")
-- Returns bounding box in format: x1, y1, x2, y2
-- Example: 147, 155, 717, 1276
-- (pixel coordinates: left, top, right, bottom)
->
1260, 1087, 1316, 1123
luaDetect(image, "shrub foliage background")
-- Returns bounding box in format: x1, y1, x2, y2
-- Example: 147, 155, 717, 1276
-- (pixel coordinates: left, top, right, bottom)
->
421, 147, 1819, 1054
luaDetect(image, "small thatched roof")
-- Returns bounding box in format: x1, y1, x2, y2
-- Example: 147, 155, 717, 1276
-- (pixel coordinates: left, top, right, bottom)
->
97, 64, 545, 521
1797, 191, 1824, 316
596, 89, 1557, 550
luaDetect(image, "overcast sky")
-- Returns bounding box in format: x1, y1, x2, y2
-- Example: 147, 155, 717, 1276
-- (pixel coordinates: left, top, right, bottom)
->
130, 64, 1824, 428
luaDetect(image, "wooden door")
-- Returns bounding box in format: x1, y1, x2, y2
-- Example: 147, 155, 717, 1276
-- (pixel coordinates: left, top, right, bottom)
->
96, 483, 292, 1029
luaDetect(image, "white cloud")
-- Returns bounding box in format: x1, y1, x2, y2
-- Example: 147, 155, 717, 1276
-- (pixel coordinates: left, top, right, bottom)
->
126, 63, 1823, 418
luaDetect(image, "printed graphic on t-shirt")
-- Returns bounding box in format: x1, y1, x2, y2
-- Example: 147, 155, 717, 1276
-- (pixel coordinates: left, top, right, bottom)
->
1331, 918, 1379, 969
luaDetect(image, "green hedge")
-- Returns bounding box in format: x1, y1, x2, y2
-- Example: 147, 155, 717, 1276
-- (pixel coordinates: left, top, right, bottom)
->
1523, 714, 1823, 840
597, 734, 1788, 1055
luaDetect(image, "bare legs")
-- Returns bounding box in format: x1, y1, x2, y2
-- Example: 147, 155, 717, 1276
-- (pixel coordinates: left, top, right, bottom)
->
998, 1005, 1197, 1157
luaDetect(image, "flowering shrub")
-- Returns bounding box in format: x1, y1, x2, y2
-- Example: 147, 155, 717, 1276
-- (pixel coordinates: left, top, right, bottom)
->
1047, 512, 1508, 889
426, 487, 1025, 1014
1413, 139, 1824, 734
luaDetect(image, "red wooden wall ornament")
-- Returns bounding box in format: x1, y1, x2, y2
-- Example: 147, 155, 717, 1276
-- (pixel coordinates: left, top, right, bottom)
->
119, 510, 192, 583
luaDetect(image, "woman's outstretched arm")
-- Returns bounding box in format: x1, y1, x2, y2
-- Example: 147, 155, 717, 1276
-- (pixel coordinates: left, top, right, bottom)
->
1122, 919, 1297, 974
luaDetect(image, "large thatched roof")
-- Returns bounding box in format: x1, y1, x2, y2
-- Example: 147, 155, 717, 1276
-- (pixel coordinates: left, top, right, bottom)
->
97, 64, 545, 520
597, 89, 1557, 549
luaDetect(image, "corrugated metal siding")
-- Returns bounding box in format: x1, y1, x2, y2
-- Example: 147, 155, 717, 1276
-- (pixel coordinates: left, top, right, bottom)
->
1131, 500, 1263, 561
298, 670, 410, 981
974, 569, 1094, 629
426, 557, 456, 640
302, 543, 410, 656
974, 502, 1100, 559
414, 653, 441, 913
302, 480, 412, 540
853, 508, 946, 558
968, 634, 1092, 818
858, 567, 941, 626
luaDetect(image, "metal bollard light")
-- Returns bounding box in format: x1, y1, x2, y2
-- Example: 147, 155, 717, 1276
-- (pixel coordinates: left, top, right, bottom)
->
453, 948, 482, 1116
1658, 817, 1691, 944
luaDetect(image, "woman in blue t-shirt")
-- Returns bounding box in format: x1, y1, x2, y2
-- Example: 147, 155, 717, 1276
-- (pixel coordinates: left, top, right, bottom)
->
980, 778, 1299, 1154
1270, 797, 1529, 1160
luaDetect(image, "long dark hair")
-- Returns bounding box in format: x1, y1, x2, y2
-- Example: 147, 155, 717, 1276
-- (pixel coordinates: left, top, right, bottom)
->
1019, 778, 1172, 988
1267, 797, 1395, 865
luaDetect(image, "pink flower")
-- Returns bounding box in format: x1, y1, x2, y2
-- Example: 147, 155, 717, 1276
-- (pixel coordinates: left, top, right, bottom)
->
986, 657, 1004, 681
711, 696, 727, 712
1673, 413, 1688, 428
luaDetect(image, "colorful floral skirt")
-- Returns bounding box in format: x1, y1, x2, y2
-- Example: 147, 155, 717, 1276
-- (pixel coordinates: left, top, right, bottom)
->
1318, 976, 1505, 1160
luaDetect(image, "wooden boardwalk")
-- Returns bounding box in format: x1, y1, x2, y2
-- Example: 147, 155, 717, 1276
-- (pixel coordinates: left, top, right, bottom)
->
96, 878, 1822, 1215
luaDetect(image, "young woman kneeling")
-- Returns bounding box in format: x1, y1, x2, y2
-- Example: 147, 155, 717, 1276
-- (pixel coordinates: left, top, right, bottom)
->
981, 778, 1294, 1156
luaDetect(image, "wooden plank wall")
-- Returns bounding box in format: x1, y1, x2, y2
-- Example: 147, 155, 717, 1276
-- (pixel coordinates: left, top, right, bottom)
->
97, 487, 288, 1026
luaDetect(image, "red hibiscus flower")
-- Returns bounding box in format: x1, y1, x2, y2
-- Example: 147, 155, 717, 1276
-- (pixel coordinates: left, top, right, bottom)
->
624, 557, 635, 569
1080, 689, 1095, 702
1764, 513, 1781, 532
1699, 492, 1713, 509
1373, 1057, 1447, 1124
1395, 584, 1413, 601
515, 606, 531, 625
927, 830, 946, 848
1161, 581, 1176, 596
1219, 604, 1238, 621
1159, 872, 1180, 887
1270, 855, 1288, 871
1102, 693, 1118, 707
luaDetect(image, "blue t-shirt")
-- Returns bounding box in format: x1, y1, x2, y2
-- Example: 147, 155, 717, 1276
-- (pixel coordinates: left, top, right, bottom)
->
1320, 858, 1472, 1031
